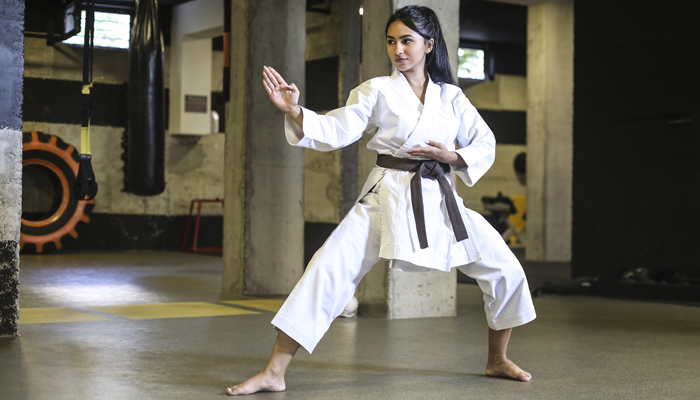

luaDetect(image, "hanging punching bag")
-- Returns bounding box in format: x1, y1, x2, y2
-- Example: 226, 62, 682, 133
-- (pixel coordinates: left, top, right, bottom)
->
125, 0, 165, 195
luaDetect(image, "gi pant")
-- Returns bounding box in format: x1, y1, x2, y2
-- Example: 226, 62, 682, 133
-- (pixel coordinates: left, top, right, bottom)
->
271, 187, 537, 354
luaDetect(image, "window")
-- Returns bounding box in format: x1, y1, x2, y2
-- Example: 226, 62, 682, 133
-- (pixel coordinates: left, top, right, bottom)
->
63, 10, 131, 49
457, 47, 486, 80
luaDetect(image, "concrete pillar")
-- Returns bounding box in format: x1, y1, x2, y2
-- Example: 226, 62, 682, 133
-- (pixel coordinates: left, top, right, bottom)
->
222, 0, 306, 295
356, 0, 460, 319
0, 0, 24, 336
339, 0, 362, 216
526, 1, 574, 261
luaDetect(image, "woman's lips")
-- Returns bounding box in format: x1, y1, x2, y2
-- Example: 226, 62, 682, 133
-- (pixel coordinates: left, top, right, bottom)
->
395, 58, 407, 63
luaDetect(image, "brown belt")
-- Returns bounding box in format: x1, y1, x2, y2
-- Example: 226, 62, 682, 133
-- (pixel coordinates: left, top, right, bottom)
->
376, 154, 468, 249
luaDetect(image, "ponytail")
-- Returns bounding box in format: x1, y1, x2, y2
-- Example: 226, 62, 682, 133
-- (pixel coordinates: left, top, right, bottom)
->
385, 5, 455, 85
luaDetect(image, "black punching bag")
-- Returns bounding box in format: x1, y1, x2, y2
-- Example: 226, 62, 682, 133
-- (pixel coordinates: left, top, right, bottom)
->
125, 0, 165, 195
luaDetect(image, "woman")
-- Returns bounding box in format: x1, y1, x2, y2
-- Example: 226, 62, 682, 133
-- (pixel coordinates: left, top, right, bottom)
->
227, 5, 536, 396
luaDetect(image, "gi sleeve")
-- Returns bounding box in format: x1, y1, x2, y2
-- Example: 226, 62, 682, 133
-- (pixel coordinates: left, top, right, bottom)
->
285, 80, 377, 151
452, 97, 496, 187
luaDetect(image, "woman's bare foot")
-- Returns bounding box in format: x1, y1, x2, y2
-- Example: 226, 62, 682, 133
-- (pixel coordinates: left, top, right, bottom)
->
226, 370, 286, 396
486, 358, 532, 382
226, 331, 300, 396
485, 328, 531, 381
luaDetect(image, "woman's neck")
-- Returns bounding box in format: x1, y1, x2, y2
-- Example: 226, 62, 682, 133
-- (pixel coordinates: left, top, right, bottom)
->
403, 69, 429, 103
403, 68, 427, 88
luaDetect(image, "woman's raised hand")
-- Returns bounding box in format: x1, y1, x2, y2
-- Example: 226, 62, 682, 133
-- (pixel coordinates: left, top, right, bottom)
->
262, 66, 301, 117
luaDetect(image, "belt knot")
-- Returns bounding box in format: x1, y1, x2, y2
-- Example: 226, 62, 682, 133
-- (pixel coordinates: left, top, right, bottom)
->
418, 160, 449, 181
376, 154, 468, 249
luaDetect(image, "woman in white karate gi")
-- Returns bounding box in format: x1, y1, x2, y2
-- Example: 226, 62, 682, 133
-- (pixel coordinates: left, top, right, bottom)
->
227, 5, 536, 396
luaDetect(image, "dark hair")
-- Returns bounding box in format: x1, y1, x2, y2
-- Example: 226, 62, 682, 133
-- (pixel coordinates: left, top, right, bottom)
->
385, 5, 455, 85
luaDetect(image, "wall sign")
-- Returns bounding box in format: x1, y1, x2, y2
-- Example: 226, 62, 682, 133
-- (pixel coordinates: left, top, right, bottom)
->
184, 95, 207, 113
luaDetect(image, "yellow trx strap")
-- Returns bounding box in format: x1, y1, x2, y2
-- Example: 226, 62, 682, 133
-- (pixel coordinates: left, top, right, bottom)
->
80, 78, 102, 156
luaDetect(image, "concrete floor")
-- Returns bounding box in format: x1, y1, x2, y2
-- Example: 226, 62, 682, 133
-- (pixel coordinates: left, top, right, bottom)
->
2, 252, 700, 400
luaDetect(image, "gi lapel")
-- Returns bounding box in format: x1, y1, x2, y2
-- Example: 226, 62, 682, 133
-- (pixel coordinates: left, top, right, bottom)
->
393, 73, 438, 158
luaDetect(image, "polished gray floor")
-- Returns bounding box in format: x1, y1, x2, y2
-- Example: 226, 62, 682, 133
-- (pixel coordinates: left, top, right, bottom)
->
2, 251, 699, 399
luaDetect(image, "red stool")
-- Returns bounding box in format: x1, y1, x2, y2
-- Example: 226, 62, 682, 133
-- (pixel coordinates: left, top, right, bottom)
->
182, 199, 224, 253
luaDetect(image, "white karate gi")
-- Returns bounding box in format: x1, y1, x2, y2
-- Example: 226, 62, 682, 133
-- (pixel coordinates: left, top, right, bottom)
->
272, 70, 536, 353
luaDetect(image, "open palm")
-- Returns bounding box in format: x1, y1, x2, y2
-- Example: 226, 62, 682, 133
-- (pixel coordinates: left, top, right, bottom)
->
262, 66, 299, 114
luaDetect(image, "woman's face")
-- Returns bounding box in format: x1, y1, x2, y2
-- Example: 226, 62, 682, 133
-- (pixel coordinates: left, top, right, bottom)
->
386, 20, 433, 76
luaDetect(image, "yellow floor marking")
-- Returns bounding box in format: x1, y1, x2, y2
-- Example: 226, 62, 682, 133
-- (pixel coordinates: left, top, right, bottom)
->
87, 302, 259, 320
20, 307, 109, 325
222, 299, 286, 312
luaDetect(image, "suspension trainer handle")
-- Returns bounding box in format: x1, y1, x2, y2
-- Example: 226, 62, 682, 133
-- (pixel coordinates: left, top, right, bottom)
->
75, 1, 98, 201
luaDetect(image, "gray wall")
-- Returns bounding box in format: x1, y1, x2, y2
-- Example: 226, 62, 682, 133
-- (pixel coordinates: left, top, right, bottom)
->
21, 16, 225, 251
0, 0, 24, 336
23, 37, 225, 218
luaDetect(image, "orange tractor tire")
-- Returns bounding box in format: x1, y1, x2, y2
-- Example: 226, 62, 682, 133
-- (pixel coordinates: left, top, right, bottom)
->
21, 131, 95, 253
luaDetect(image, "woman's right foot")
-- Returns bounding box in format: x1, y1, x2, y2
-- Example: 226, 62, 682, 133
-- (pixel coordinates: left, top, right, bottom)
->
226, 371, 286, 396
486, 358, 532, 382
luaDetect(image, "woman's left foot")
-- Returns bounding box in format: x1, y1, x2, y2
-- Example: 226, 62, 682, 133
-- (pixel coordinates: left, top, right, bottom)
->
486, 359, 532, 382
225, 371, 286, 396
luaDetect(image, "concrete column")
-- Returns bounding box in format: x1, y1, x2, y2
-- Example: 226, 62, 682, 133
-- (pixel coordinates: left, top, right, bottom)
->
0, 0, 24, 336
222, 0, 306, 295
339, 0, 362, 216
526, 1, 574, 261
356, 0, 460, 319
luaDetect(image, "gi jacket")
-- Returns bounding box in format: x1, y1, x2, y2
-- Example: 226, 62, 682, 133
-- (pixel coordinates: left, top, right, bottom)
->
285, 70, 496, 272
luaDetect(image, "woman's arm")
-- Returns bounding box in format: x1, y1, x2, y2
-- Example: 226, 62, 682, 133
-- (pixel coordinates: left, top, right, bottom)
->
452, 100, 496, 186
405, 97, 495, 185
284, 80, 377, 152
264, 65, 377, 151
